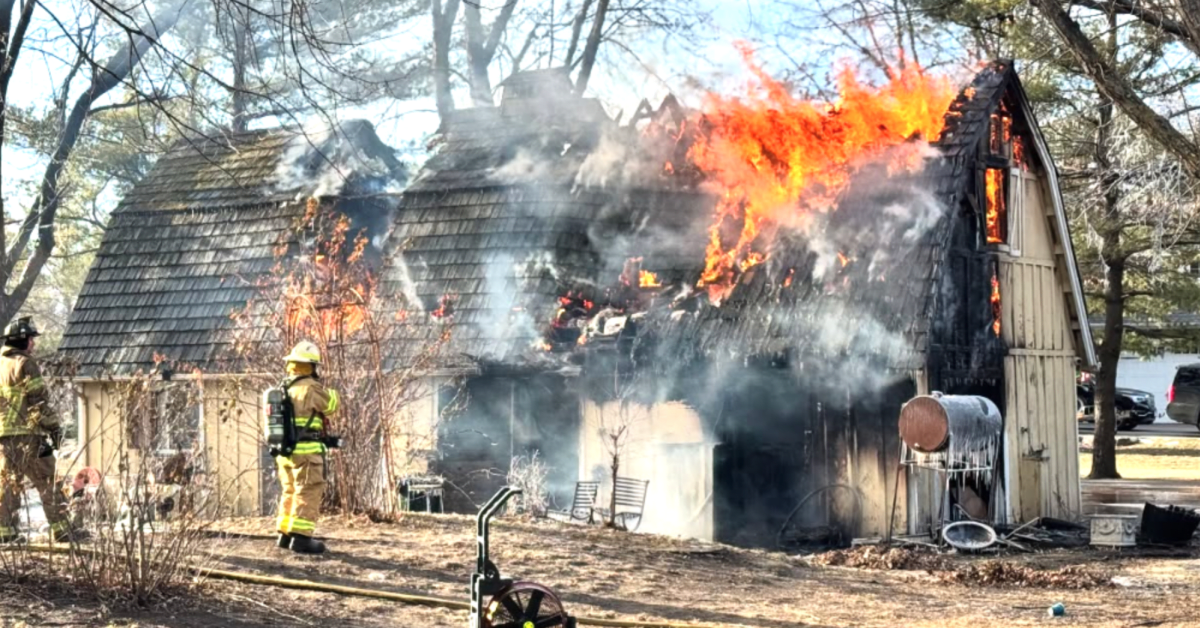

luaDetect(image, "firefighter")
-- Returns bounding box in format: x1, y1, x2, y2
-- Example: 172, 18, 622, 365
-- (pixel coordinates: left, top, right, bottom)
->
0, 317, 73, 542
275, 340, 339, 554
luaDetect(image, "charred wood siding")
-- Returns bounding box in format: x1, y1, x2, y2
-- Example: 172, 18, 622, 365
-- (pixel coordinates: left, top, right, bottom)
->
433, 374, 579, 513
710, 368, 914, 547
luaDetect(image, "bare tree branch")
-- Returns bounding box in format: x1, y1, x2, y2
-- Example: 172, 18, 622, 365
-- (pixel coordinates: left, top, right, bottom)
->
1029, 0, 1200, 179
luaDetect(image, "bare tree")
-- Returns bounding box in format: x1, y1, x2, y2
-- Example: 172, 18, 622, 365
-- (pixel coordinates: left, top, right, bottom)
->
0, 2, 184, 326
572, 0, 609, 94
433, 0, 462, 121
1027, 0, 1200, 179
465, 0, 519, 106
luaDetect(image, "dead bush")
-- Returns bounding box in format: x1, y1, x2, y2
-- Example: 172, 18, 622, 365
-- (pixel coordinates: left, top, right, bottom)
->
228, 199, 449, 518
63, 369, 216, 606
507, 452, 550, 518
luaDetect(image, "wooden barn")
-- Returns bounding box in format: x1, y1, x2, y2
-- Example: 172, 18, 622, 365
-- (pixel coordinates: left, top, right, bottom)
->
384, 61, 1095, 545
55, 121, 405, 515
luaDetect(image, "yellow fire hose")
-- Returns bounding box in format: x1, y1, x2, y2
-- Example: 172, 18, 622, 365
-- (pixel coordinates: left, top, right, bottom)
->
24, 544, 716, 628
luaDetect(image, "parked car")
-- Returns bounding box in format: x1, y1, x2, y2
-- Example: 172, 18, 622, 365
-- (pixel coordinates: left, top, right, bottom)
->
1166, 363, 1200, 429
1076, 382, 1157, 430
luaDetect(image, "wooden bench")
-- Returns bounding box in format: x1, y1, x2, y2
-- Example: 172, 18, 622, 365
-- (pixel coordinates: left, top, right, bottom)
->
550, 481, 599, 524
594, 477, 649, 531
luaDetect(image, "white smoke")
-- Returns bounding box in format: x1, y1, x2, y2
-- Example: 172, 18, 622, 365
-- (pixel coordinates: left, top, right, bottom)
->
573, 129, 640, 190
490, 147, 560, 184
272, 122, 402, 199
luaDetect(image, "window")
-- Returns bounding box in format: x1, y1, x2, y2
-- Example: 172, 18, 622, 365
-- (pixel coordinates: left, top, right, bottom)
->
126, 383, 202, 455
982, 99, 1032, 253
985, 168, 1007, 245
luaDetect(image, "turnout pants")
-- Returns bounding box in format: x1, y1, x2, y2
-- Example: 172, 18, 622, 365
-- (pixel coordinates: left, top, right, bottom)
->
0, 435, 68, 538
276, 452, 325, 537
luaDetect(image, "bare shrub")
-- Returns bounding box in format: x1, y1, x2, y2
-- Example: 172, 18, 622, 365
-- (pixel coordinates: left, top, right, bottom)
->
506, 452, 549, 518
64, 367, 216, 605
0, 361, 216, 606
228, 198, 450, 518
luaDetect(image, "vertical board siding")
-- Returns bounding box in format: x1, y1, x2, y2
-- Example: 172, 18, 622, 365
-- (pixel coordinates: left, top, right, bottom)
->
995, 165, 1083, 520
998, 171, 1083, 519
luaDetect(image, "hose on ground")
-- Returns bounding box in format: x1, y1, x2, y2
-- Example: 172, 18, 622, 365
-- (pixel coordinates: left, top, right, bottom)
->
776, 483, 862, 549
23, 544, 716, 628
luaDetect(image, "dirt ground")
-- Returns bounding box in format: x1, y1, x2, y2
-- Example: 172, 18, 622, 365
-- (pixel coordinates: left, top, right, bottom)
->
1080, 436, 1200, 480
5, 514, 1197, 628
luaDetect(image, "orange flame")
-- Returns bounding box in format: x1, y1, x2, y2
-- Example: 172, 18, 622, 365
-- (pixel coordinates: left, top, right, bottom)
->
985, 168, 1005, 244
639, 269, 662, 288
431, 294, 454, 319
990, 272, 1001, 336
739, 251, 765, 272
687, 45, 956, 302
836, 251, 852, 268
783, 268, 795, 287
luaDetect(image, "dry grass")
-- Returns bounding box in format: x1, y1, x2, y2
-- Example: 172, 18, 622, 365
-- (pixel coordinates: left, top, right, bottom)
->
1080, 437, 1200, 480
189, 514, 1200, 628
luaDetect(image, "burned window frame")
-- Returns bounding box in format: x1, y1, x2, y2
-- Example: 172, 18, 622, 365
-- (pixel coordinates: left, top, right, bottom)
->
980, 99, 1032, 252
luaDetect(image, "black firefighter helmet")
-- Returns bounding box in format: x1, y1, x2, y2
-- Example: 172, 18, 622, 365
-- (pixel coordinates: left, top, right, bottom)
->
2, 317, 39, 341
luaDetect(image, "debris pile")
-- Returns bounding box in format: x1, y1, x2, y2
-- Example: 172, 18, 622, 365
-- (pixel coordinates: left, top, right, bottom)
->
936, 561, 1113, 589
811, 545, 1114, 589
810, 545, 947, 571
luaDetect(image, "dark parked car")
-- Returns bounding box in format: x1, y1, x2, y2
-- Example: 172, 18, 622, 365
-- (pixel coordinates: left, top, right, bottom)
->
1077, 382, 1157, 430
1167, 363, 1200, 429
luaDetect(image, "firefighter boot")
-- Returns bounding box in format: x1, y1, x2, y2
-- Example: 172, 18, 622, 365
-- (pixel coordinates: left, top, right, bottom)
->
276, 533, 292, 549
290, 535, 325, 555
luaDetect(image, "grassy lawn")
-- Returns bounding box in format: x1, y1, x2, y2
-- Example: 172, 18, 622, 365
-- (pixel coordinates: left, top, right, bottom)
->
1080, 437, 1200, 480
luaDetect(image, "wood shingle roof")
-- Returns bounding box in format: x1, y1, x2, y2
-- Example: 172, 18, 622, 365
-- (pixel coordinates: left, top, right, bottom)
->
59, 121, 405, 375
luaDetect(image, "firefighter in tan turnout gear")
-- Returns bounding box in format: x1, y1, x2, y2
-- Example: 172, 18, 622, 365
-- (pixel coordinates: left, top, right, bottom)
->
0, 317, 72, 542
274, 341, 339, 554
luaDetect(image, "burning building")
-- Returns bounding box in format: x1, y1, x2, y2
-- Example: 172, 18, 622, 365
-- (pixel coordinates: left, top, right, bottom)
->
384, 60, 1094, 545
55, 59, 1093, 544
56, 121, 405, 515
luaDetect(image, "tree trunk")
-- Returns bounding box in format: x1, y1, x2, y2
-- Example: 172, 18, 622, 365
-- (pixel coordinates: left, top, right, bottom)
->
573, 0, 609, 95
464, 4, 492, 107
1091, 247, 1124, 479
431, 0, 461, 123
1088, 24, 1125, 480
1179, 0, 1200, 47
463, 0, 517, 107
230, 3, 250, 133
235, 4, 254, 133
607, 440, 619, 527
565, 0, 594, 68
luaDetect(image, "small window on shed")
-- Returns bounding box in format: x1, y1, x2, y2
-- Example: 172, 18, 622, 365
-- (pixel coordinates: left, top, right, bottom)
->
985, 168, 1007, 244
989, 110, 1013, 159
125, 383, 201, 455
983, 99, 1030, 250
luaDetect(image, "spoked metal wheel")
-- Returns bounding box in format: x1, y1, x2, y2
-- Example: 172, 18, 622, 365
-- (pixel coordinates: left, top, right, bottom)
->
483, 582, 569, 628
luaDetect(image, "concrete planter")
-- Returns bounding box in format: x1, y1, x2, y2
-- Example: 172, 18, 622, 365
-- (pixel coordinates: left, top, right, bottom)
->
1090, 514, 1139, 547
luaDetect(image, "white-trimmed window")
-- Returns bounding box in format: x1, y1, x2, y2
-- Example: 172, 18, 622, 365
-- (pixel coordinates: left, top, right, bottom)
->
127, 383, 202, 456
